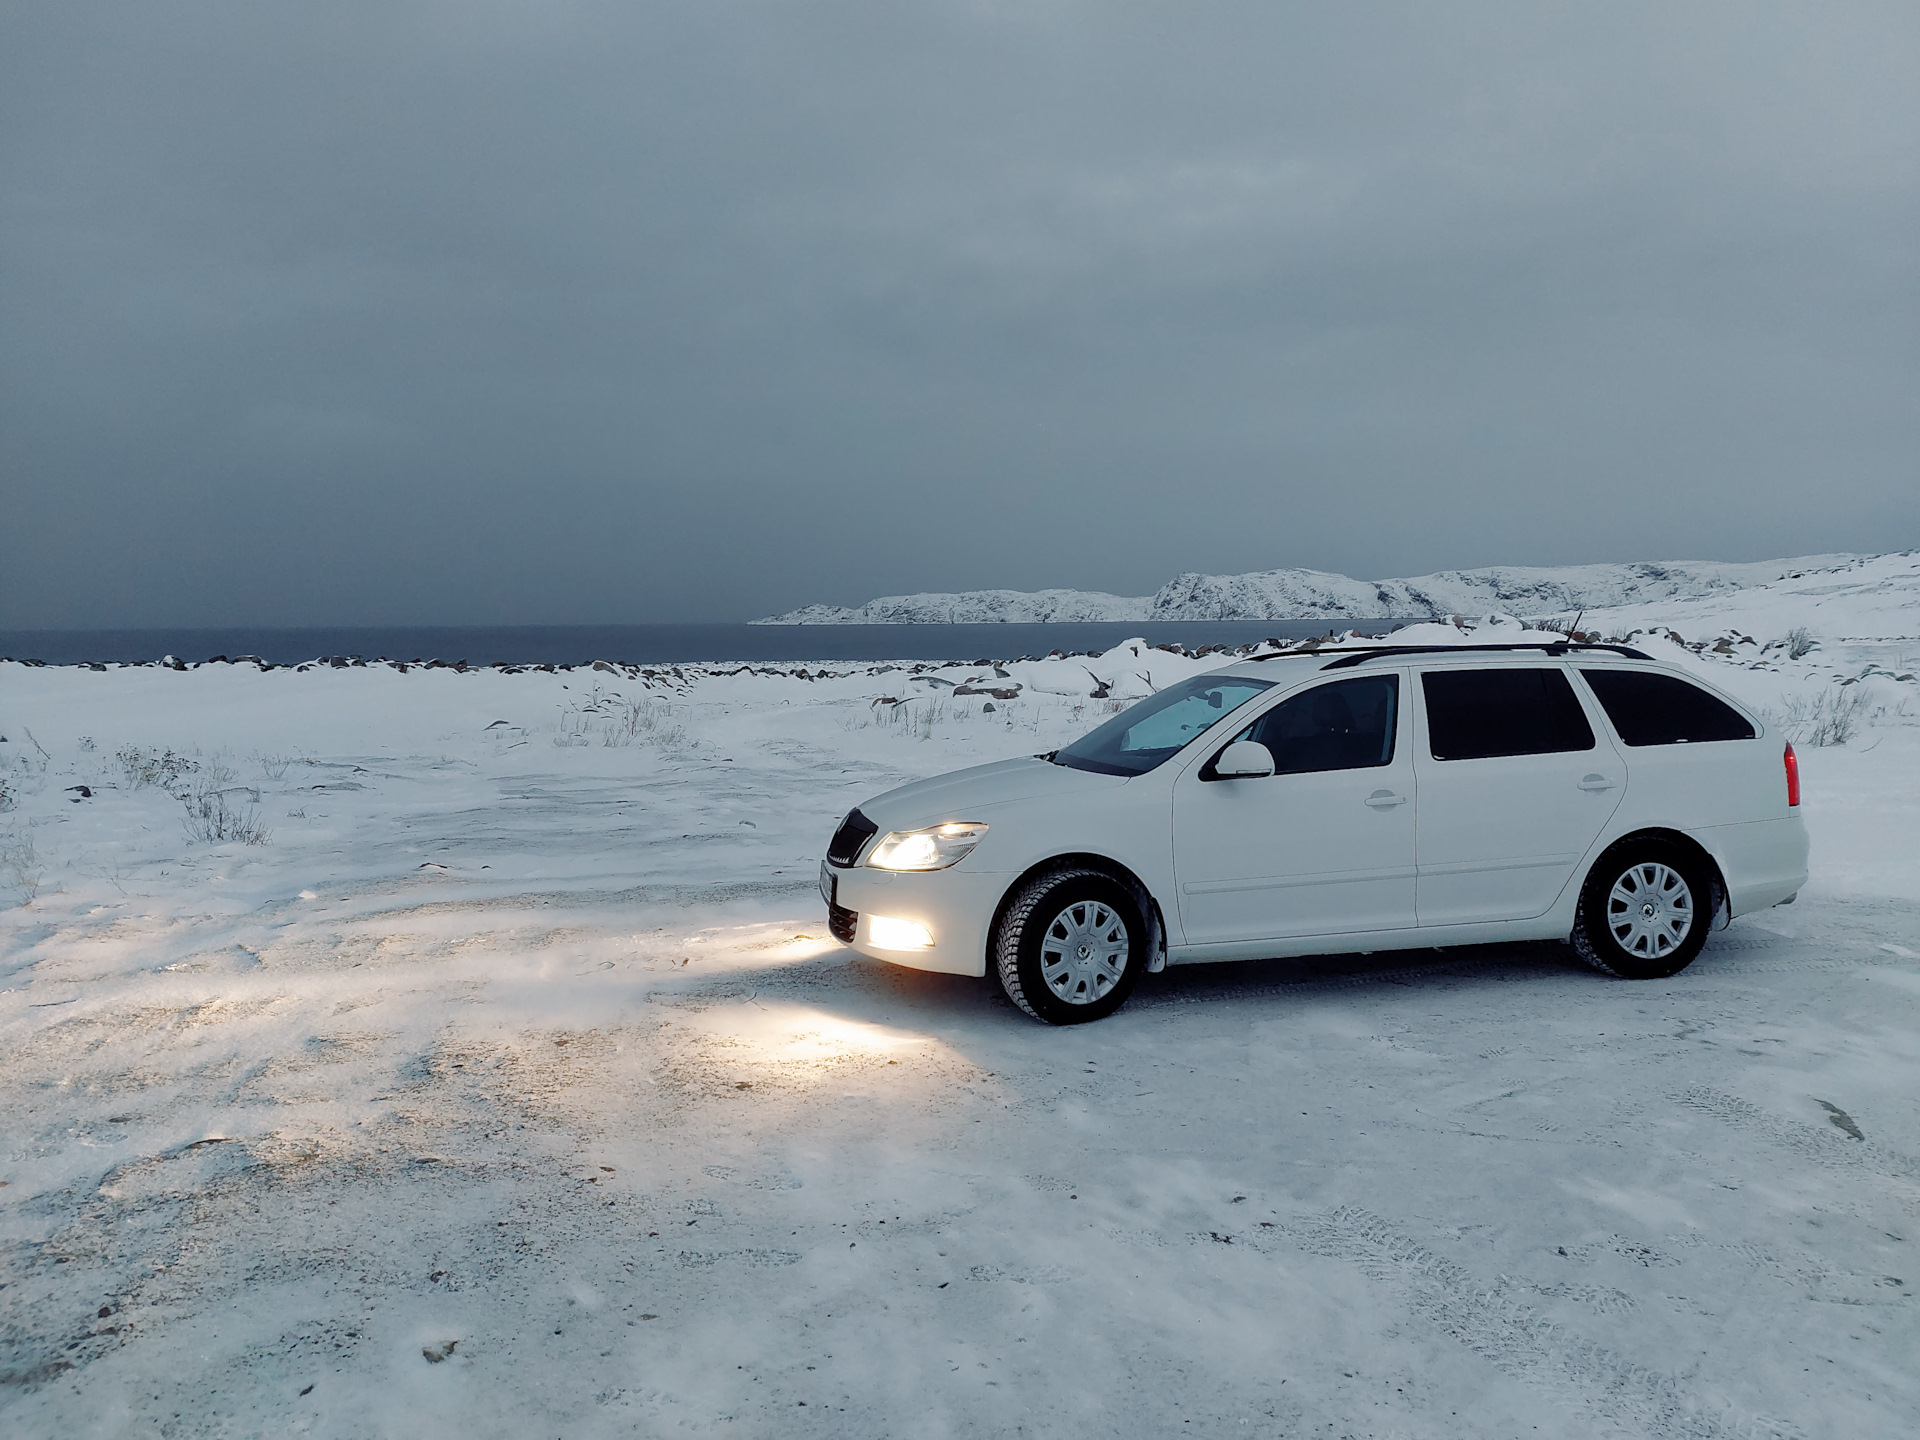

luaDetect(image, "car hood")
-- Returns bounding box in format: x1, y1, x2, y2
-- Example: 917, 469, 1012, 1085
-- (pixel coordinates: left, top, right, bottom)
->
858, 756, 1126, 832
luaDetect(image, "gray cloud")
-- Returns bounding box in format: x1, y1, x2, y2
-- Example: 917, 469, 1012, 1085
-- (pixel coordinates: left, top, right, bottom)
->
3, 0, 1915, 625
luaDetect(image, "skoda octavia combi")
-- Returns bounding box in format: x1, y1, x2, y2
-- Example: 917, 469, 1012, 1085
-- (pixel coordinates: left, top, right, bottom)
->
820, 644, 1808, 1024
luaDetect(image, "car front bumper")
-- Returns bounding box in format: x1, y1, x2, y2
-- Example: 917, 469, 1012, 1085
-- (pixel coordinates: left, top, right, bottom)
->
822, 861, 1008, 978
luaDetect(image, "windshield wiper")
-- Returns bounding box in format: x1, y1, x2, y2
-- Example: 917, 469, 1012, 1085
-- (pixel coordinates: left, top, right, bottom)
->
1036, 750, 1060, 764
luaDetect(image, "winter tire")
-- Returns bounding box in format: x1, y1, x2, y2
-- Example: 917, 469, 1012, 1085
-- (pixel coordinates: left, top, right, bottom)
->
993, 869, 1147, 1025
1572, 841, 1712, 980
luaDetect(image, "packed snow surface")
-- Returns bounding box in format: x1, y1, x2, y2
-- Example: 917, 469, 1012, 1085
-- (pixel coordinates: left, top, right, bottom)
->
758, 550, 1900, 624
3, 580, 1919, 1438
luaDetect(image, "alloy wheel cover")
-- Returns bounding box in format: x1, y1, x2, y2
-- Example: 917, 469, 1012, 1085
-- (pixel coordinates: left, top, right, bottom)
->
1040, 900, 1130, 1004
1606, 861, 1694, 959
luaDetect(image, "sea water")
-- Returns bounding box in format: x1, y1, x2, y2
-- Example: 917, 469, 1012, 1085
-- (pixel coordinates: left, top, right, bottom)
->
0, 620, 1421, 667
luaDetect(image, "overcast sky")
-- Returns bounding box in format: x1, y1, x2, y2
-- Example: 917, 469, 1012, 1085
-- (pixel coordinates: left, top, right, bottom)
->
3, 1, 1915, 627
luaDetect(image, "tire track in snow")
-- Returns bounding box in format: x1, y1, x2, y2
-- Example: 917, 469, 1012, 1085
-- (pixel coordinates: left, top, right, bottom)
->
1690, 950, 1920, 978
1274, 1206, 1802, 1440
1673, 1087, 1920, 1187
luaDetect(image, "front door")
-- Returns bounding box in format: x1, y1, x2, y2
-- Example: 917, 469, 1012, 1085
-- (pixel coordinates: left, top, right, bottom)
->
1173, 672, 1417, 945
1412, 665, 1625, 926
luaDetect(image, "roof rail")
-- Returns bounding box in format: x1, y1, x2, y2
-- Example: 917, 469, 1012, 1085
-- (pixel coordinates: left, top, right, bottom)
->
1309, 642, 1652, 669
1238, 647, 1370, 662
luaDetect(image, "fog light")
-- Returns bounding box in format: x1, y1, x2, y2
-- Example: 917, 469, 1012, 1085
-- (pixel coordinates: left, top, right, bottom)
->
867, 915, 934, 950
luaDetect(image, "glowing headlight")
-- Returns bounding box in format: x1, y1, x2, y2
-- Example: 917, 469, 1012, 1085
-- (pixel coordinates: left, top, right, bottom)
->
864, 822, 988, 871
867, 915, 935, 950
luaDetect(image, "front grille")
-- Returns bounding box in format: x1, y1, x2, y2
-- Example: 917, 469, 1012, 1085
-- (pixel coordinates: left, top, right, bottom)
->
826, 808, 879, 867
827, 902, 858, 944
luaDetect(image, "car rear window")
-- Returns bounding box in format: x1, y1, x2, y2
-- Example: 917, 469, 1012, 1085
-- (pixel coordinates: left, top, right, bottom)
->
1578, 668, 1756, 745
1421, 668, 1595, 761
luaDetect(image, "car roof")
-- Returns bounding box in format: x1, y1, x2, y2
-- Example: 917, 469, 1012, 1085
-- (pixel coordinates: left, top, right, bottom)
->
1209, 642, 1760, 732
1215, 642, 1663, 680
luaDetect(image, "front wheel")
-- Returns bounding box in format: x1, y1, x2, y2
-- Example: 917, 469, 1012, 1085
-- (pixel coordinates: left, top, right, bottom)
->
1572, 842, 1712, 980
993, 869, 1148, 1025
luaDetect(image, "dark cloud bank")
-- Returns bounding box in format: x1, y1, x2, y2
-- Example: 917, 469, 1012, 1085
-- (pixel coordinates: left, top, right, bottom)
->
2, 1, 1915, 627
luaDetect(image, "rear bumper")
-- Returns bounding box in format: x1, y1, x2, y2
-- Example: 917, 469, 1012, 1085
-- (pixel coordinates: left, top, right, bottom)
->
1692, 814, 1810, 917
823, 863, 1008, 978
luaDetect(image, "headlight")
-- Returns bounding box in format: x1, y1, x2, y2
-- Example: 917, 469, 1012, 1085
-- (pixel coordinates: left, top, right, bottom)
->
864, 822, 988, 871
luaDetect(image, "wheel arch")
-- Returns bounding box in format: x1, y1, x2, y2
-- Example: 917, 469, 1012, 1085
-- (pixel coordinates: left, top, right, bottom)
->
988, 853, 1170, 971
1587, 827, 1728, 920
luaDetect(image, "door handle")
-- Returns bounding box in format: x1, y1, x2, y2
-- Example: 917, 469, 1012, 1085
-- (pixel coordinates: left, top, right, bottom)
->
1578, 774, 1616, 792
1365, 790, 1407, 808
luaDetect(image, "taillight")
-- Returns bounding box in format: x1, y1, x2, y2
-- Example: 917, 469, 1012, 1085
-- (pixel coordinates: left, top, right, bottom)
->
1783, 742, 1800, 808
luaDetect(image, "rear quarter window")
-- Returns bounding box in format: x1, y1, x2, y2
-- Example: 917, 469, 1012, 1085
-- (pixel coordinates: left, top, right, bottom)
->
1579, 669, 1756, 746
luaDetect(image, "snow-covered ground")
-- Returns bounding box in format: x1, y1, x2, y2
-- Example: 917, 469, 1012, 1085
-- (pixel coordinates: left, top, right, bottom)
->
2, 590, 1917, 1438
759, 550, 1908, 625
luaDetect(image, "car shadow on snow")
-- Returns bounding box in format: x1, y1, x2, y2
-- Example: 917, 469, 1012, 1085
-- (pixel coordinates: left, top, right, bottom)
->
1127, 924, 1788, 1015
692, 924, 1792, 1038
1135, 940, 1582, 1012
733, 938, 1628, 1034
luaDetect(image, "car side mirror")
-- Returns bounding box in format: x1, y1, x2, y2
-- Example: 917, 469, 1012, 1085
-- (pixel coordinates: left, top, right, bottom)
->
1212, 740, 1275, 778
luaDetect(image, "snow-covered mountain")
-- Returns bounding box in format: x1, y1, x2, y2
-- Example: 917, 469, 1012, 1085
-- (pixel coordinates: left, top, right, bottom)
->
764, 587, 1151, 625
757, 553, 1868, 624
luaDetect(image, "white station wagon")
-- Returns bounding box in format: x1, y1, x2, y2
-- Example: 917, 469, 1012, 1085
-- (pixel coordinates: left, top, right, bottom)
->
821, 643, 1808, 1024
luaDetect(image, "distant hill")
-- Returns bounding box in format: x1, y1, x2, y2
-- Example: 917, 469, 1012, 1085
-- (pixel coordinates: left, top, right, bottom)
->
756, 555, 1865, 624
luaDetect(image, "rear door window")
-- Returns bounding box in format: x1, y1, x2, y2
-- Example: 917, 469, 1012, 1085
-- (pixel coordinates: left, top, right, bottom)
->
1421, 668, 1595, 761
1237, 675, 1399, 774
1579, 668, 1756, 745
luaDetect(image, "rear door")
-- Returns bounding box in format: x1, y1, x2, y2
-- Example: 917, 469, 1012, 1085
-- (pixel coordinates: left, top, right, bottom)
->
1172, 671, 1417, 944
1412, 665, 1625, 925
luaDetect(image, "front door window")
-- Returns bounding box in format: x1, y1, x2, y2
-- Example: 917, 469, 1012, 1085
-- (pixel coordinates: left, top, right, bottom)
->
1233, 674, 1399, 774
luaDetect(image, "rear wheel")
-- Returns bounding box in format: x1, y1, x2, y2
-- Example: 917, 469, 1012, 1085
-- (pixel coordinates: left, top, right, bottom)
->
1572, 841, 1711, 979
993, 869, 1147, 1025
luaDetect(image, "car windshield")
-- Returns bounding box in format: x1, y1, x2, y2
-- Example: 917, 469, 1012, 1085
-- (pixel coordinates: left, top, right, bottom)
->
1052, 674, 1275, 776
